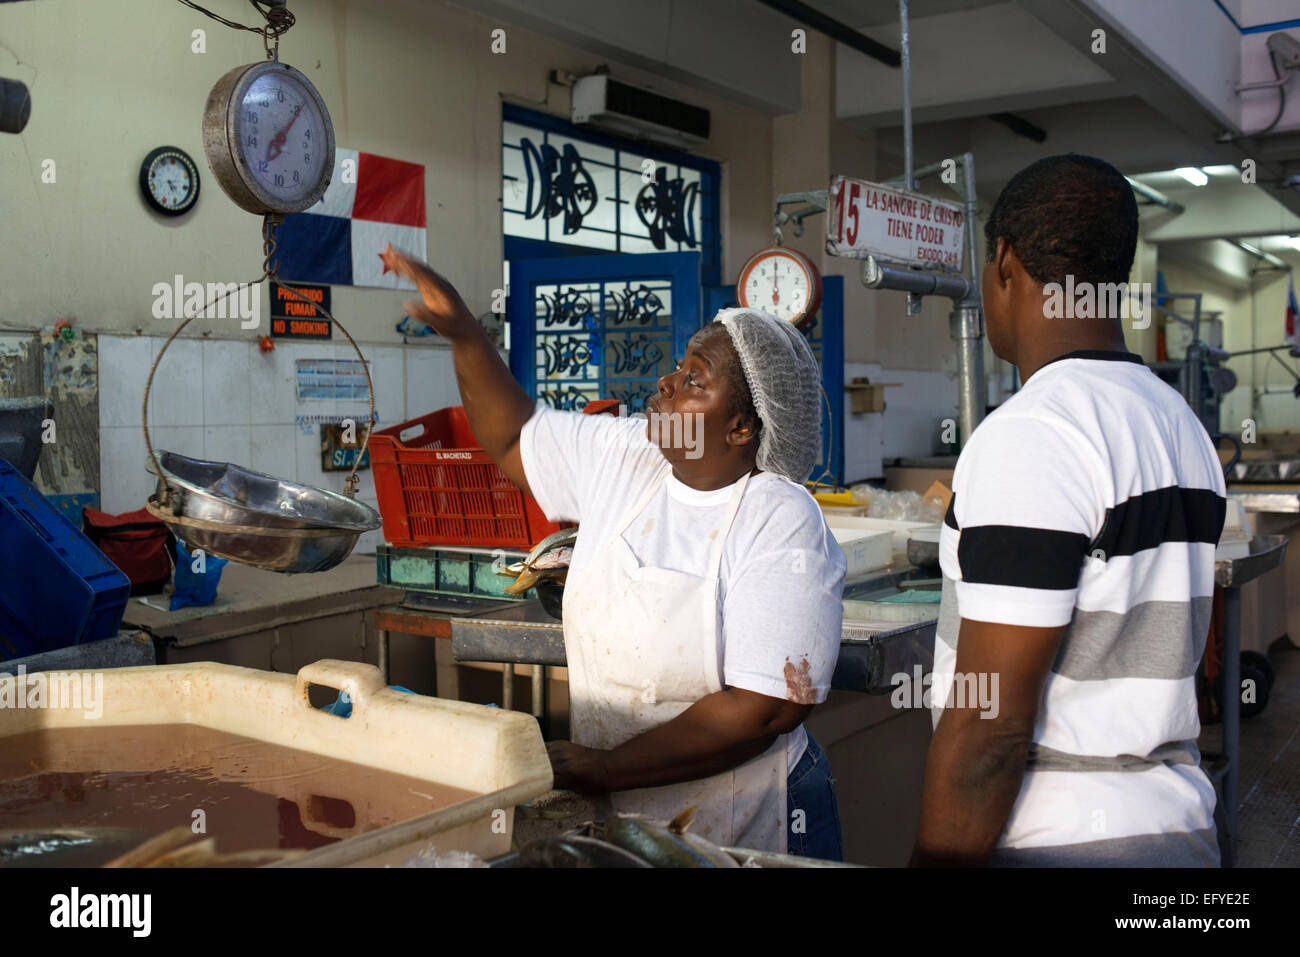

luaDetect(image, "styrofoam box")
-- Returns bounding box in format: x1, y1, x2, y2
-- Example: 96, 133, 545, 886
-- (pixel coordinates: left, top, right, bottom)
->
842, 598, 939, 624
824, 514, 936, 556
1216, 499, 1251, 562
830, 527, 894, 576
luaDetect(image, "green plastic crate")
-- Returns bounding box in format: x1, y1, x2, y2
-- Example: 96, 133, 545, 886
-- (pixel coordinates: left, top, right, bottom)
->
376, 544, 531, 600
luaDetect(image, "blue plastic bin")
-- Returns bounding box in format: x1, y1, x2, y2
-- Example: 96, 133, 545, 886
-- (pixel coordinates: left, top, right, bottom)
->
0, 460, 131, 658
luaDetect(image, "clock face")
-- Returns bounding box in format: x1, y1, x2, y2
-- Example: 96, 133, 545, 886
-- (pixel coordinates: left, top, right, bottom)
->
737, 247, 822, 327
141, 146, 200, 216
204, 61, 335, 215
233, 69, 330, 209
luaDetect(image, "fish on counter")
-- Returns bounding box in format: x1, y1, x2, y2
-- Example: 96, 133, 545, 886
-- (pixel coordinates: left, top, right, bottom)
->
513, 806, 741, 868
600, 807, 739, 868
0, 828, 152, 868
517, 834, 652, 868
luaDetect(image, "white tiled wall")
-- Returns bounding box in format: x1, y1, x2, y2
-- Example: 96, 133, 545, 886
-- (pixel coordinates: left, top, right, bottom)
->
98, 335, 456, 553
842, 361, 884, 483
879, 369, 961, 462
838, 365, 964, 481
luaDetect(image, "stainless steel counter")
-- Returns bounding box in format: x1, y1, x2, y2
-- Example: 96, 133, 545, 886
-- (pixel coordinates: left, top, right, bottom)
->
449, 588, 938, 695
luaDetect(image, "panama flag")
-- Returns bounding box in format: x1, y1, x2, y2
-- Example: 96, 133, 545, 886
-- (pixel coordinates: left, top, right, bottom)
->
1288, 273, 1299, 350
276, 148, 425, 289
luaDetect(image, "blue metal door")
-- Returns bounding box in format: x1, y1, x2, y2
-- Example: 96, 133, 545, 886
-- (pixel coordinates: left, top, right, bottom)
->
507, 251, 701, 412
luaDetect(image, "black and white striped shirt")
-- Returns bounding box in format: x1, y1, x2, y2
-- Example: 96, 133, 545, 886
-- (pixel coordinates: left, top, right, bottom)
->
934, 350, 1226, 867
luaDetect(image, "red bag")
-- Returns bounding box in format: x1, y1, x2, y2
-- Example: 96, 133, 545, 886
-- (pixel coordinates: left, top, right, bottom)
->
82, 506, 175, 596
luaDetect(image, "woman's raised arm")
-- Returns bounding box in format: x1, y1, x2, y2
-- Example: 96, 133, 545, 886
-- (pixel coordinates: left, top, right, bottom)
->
380, 245, 537, 497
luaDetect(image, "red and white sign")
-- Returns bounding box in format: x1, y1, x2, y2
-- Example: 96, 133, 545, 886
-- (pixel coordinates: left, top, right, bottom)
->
826, 174, 966, 272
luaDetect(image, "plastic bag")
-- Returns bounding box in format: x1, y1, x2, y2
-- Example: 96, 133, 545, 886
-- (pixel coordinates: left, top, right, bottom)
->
319, 685, 414, 718
169, 539, 228, 610
862, 488, 947, 522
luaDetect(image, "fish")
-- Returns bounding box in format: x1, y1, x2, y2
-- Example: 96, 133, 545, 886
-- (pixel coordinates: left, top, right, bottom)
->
0, 827, 153, 868
529, 546, 572, 571
522, 528, 578, 566
503, 566, 567, 596
601, 808, 740, 868
500, 528, 576, 595
516, 835, 653, 868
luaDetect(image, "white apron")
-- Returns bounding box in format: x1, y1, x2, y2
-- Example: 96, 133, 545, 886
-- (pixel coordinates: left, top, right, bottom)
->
561, 466, 788, 853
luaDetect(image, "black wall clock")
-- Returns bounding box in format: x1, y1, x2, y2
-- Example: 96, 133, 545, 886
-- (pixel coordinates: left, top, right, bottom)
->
140, 146, 201, 217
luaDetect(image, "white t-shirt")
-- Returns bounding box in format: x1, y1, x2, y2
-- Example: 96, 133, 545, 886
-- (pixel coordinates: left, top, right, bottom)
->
520, 406, 846, 773
936, 350, 1225, 864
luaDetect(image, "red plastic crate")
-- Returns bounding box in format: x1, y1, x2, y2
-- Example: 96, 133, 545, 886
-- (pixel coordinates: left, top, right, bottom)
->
370, 400, 619, 550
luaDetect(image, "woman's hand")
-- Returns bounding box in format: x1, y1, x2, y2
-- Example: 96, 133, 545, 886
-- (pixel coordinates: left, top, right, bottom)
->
378, 243, 475, 339
546, 740, 610, 796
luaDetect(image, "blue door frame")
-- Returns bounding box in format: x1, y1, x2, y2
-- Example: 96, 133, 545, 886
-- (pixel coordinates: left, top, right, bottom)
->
507, 251, 701, 411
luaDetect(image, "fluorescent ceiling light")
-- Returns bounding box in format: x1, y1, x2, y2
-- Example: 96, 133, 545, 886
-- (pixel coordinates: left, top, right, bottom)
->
1174, 167, 1209, 186
1288, 237, 1300, 251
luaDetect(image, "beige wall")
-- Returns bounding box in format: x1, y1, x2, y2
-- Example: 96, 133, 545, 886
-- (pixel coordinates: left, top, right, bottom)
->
0, 0, 776, 342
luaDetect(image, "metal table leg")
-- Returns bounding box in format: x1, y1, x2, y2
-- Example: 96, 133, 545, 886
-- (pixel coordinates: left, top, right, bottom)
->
502, 663, 514, 711
531, 664, 547, 736
1222, 586, 1241, 868
377, 627, 389, 686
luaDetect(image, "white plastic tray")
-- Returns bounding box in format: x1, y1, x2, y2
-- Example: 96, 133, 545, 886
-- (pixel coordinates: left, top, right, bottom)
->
830, 527, 894, 576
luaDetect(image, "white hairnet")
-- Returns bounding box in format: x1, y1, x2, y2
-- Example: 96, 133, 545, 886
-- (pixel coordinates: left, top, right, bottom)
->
713, 308, 823, 484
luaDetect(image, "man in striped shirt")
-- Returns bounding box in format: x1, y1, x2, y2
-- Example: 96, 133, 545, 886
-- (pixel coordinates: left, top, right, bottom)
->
912, 154, 1226, 867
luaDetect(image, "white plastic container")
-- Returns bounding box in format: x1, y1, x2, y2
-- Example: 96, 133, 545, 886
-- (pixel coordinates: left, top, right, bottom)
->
842, 597, 940, 624
830, 526, 894, 576
1216, 498, 1251, 562
0, 659, 553, 866
825, 514, 936, 558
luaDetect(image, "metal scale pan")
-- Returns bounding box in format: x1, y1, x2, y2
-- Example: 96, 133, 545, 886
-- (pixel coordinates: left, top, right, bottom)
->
142, 283, 380, 574
145, 450, 380, 574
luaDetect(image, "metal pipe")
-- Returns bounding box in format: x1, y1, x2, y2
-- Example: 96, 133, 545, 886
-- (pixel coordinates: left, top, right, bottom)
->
954, 305, 986, 445
862, 258, 974, 299
1232, 239, 1289, 271
957, 151, 986, 442
1125, 176, 1185, 214
755, 0, 902, 67
531, 664, 547, 735
900, 0, 913, 192
882, 156, 953, 191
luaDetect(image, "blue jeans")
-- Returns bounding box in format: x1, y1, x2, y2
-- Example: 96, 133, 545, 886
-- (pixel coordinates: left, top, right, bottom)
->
786, 731, 844, 861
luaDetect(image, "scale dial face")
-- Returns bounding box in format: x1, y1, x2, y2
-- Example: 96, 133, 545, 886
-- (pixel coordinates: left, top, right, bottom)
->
736, 246, 823, 328
203, 61, 335, 215
140, 146, 200, 216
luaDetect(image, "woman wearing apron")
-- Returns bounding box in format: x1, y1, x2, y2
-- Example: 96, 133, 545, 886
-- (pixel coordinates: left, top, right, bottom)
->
383, 245, 846, 859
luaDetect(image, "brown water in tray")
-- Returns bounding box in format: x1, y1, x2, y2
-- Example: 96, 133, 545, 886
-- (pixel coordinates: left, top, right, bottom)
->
0, 724, 479, 866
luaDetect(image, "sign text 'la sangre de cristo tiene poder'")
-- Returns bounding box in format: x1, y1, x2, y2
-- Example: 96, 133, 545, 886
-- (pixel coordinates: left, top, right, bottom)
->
826, 174, 966, 271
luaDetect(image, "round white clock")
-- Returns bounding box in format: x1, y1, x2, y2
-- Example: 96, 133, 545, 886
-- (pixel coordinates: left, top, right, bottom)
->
202, 60, 335, 216
140, 146, 200, 217
736, 245, 823, 329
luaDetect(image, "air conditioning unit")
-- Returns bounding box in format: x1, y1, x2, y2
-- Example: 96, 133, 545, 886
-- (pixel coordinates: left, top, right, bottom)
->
571, 75, 710, 149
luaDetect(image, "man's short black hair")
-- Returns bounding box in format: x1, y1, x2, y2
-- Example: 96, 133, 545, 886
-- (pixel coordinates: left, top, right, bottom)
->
984, 154, 1139, 289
